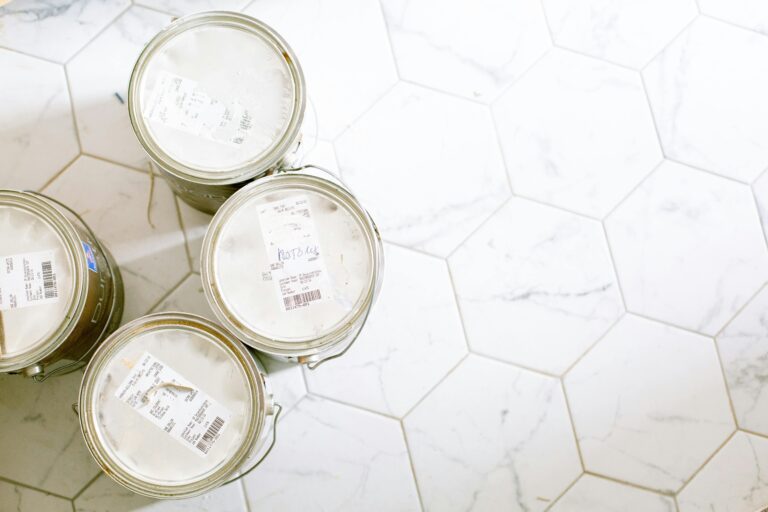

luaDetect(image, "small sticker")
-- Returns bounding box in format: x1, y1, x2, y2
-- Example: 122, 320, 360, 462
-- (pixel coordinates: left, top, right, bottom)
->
81, 242, 98, 273
144, 71, 253, 147
114, 352, 232, 456
257, 195, 329, 312
0, 250, 59, 311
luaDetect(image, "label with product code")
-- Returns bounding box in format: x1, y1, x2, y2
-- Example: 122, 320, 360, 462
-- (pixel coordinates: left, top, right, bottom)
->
114, 352, 232, 457
144, 70, 253, 147
257, 195, 329, 312
0, 250, 59, 311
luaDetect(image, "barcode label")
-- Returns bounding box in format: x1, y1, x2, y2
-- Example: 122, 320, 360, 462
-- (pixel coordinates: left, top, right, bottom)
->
115, 352, 232, 457
0, 250, 60, 311
258, 195, 330, 312
41, 261, 58, 299
196, 416, 225, 454
283, 289, 322, 310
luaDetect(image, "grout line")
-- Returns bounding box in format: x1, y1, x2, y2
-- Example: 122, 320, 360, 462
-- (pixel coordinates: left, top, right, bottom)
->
401, 353, 468, 421
239, 479, 253, 512
553, 44, 642, 73
375, 0, 403, 81
698, 12, 768, 41
664, 157, 752, 186
470, 351, 560, 380
173, 195, 196, 273
38, 154, 81, 193
332, 80, 399, 144
71, 472, 103, 502
445, 261, 472, 354
443, 196, 512, 261
399, 421, 427, 512
511, 191, 603, 222
560, 380, 586, 471
306, 391, 400, 421
397, 78, 487, 106
749, 181, 768, 259
676, 429, 737, 494
561, 313, 625, 377
537, 0, 556, 45
489, 99, 517, 198
488, 47, 553, 107
131, 2, 177, 18
583, 471, 675, 497
626, 310, 718, 338
146, 270, 192, 314
62, 65, 83, 154
542, 472, 582, 511
714, 281, 768, 339
79, 153, 150, 176
639, 15, 700, 72
0, 44, 62, 65
674, 494, 681, 512
601, 222, 629, 311
710, 336, 741, 432
601, 158, 664, 221
63, 3, 133, 66
381, 239, 445, 262
738, 427, 768, 442
0, 475, 75, 502
71, 499, 77, 512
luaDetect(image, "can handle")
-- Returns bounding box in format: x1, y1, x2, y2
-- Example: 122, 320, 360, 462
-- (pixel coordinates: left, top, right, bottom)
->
22, 191, 121, 383
222, 402, 282, 486
304, 302, 373, 371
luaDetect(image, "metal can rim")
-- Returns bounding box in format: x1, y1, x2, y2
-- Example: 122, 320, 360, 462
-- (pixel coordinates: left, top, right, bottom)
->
77, 312, 269, 499
127, 11, 306, 185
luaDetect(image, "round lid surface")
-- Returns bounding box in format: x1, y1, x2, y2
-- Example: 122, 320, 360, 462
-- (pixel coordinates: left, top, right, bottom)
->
208, 178, 374, 348
136, 15, 300, 177
89, 320, 258, 487
0, 201, 76, 365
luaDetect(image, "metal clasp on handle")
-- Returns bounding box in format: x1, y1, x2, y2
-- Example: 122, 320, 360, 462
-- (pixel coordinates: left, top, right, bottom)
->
222, 403, 282, 486
304, 304, 373, 371
22, 191, 121, 383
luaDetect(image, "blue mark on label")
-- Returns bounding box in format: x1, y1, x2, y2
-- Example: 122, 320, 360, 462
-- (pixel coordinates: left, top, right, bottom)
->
82, 242, 98, 273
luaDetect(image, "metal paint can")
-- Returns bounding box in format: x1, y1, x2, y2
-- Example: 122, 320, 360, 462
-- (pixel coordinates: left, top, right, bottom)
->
0, 190, 124, 379
78, 312, 279, 499
128, 11, 306, 214
201, 166, 384, 368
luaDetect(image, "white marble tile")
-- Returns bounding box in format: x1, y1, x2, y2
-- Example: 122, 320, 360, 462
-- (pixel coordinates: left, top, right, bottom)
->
305, 244, 466, 417
450, 198, 622, 374
67, 6, 172, 170
0, 49, 79, 190
644, 17, 768, 182
717, 286, 768, 435
565, 315, 735, 493
493, 49, 662, 218
43, 156, 189, 322
152, 273, 307, 414
755, 172, 768, 241
678, 432, 768, 512
381, 0, 550, 101
336, 82, 510, 257
541, 0, 697, 68
176, 199, 211, 275
0, 371, 100, 498
605, 160, 768, 335
0, 0, 129, 63
75, 474, 248, 511
550, 474, 675, 512
699, 0, 768, 37
244, 0, 398, 140
0, 480, 71, 512
243, 396, 419, 511
404, 355, 581, 512
134, 0, 249, 17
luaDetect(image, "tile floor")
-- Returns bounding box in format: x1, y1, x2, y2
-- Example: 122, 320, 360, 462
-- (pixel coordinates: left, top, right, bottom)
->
1, 0, 768, 511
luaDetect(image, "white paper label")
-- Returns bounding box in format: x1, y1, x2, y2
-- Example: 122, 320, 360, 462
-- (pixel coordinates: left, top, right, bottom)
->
258, 195, 329, 312
0, 250, 59, 311
144, 71, 253, 147
115, 352, 232, 456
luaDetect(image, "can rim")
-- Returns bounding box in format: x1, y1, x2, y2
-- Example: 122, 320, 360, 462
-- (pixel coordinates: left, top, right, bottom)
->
127, 11, 306, 185
78, 312, 268, 499
0, 190, 89, 372
201, 173, 383, 358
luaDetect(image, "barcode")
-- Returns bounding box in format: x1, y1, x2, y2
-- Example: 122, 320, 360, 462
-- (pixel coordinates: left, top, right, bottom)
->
283, 289, 322, 310
41, 261, 58, 299
196, 416, 225, 454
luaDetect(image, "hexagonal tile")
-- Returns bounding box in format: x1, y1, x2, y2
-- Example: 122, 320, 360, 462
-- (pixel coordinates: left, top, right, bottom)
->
0, 371, 100, 498
605, 160, 768, 335
644, 17, 768, 182
565, 315, 735, 493
151, 273, 307, 414
67, 6, 172, 170
75, 474, 248, 511
678, 432, 768, 512
0, 0, 129, 63
699, 0, 768, 37
134, 0, 249, 17
494, 49, 661, 218
450, 198, 623, 374
404, 355, 581, 512
305, 244, 466, 417
717, 285, 768, 435
244, 0, 398, 140
755, 171, 768, 241
381, 0, 550, 101
0, 49, 78, 190
336, 82, 510, 257
550, 474, 675, 512
43, 156, 188, 323
0, 480, 70, 511
542, 0, 697, 68
242, 396, 420, 510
